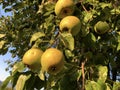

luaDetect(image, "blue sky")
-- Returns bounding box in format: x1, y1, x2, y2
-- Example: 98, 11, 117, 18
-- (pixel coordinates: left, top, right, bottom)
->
0, 4, 13, 81
0, 54, 11, 81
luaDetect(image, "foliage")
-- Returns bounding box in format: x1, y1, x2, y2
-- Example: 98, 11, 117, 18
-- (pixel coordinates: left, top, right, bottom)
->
0, 0, 120, 90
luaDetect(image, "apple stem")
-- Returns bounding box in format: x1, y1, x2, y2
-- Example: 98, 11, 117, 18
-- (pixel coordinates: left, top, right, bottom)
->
81, 2, 88, 12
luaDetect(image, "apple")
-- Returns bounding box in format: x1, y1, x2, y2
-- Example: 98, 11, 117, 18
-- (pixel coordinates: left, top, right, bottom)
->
41, 48, 64, 75
22, 47, 43, 71
55, 0, 75, 18
94, 21, 110, 34
59, 16, 81, 36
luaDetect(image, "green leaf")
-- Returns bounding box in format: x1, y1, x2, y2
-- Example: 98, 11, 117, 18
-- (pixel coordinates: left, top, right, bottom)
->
83, 33, 96, 48
16, 73, 31, 90
30, 32, 45, 45
59, 74, 77, 90
113, 82, 120, 90
117, 42, 120, 51
97, 66, 108, 82
100, 3, 112, 9
34, 76, 45, 90
24, 74, 36, 90
77, 70, 82, 81
85, 80, 101, 90
97, 80, 107, 90
111, 8, 120, 15
65, 49, 74, 59
0, 76, 12, 90
61, 33, 74, 51
84, 12, 93, 23
11, 72, 21, 88
106, 83, 112, 90
90, 33, 96, 42
12, 61, 25, 75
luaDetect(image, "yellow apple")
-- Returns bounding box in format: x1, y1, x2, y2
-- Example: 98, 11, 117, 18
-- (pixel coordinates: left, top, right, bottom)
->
41, 48, 64, 75
59, 16, 81, 36
55, 0, 75, 18
22, 47, 43, 71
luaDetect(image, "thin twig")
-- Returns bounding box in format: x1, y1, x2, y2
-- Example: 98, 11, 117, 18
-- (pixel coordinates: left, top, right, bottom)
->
81, 61, 85, 90
81, 58, 87, 90
81, 2, 89, 12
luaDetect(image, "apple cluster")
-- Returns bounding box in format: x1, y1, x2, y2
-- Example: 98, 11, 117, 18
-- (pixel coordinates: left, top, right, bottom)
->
22, 0, 82, 75
55, 0, 81, 36
22, 47, 64, 75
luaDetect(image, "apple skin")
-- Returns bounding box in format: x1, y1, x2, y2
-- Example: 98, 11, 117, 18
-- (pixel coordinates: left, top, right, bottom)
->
94, 21, 110, 34
59, 16, 81, 36
48, 0, 58, 3
41, 48, 64, 75
55, 0, 75, 18
22, 48, 43, 71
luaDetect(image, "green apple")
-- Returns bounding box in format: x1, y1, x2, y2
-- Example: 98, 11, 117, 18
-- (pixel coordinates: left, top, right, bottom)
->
55, 0, 75, 18
59, 16, 81, 36
94, 21, 110, 34
41, 48, 64, 75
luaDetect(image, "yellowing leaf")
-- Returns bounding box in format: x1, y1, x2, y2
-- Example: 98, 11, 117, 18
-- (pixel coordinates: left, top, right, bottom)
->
16, 74, 31, 90
0, 34, 6, 38
0, 40, 6, 49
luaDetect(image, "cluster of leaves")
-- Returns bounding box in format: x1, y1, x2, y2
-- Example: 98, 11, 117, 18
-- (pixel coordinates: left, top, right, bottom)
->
0, 0, 120, 90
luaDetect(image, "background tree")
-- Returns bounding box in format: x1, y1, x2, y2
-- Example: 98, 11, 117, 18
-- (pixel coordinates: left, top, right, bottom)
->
0, 0, 120, 90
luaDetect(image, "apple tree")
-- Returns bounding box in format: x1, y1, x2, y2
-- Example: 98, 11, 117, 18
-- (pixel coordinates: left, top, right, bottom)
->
0, 0, 120, 90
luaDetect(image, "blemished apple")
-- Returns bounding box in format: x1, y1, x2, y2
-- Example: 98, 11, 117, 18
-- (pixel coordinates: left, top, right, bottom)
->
55, 0, 75, 18
59, 16, 81, 36
41, 48, 64, 75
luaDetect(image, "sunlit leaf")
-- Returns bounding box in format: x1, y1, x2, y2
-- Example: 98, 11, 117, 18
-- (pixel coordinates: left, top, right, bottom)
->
97, 80, 107, 90
0, 40, 6, 49
0, 76, 12, 90
111, 8, 120, 15
30, 32, 45, 45
106, 83, 112, 90
117, 42, 120, 51
61, 33, 74, 51
84, 12, 93, 23
85, 80, 101, 90
12, 61, 25, 75
0, 34, 6, 38
113, 82, 120, 90
65, 49, 74, 59
16, 73, 31, 90
100, 3, 112, 9
97, 66, 108, 82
